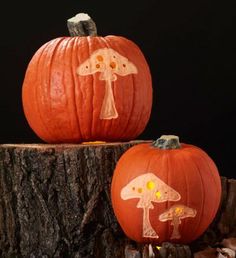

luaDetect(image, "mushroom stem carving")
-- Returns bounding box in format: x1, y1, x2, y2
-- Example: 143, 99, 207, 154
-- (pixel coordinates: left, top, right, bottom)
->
170, 217, 181, 239
77, 48, 138, 120
159, 204, 197, 240
120, 173, 181, 239
143, 206, 158, 238
100, 79, 118, 119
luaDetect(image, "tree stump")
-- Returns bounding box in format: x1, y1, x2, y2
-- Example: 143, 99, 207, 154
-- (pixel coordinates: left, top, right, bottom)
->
0, 141, 148, 258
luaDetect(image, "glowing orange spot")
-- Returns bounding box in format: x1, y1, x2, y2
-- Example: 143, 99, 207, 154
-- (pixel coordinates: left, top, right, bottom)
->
81, 141, 106, 145
96, 55, 103, 62
110, 62, 116, 69
138, 188, 143, 193
175, 207, 183, 215
155, 191, 161, 199
96, 64, 100, 69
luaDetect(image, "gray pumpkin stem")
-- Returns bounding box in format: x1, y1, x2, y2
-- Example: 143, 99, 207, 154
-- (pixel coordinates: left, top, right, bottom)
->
153, 135, 181, 149
67, 13, 97, 37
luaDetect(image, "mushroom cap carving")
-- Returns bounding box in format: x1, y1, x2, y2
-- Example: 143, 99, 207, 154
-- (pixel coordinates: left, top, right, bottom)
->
159, 204, 197, 222
120, 173, 181, 208
77, 48, 138, 81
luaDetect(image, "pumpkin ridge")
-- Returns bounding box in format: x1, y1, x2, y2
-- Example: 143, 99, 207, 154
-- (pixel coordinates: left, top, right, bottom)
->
186, 147, 222, 224
165, 153, 171, 241
146, 149, 170, 242
115, 37, 140, 139
23, 42, 51, 141
130, 71, 144, 139
102, 37, 122, 136
121, 72, 135, 139
181, 153, 189, 241
116, 35, 147, 139
182, 151, 206, 240
186, 146, 221, 192
87, 36, 96, 140
98, 36, 116, 138
104, 36, 134, 140
130, 146, 163, 241
152, 152, 170, 242
70, 37, 82, 138
174, 152, 191, 242
38, 39, 65, 141
183, 146, 221, 196
75, 37, 87, 140
129, 68, 147, 139
68, 36, 82, 141
50, 37, 72, 141
116, 38, 136, 139
111, 36, 152, 139
92, 37, 111, 139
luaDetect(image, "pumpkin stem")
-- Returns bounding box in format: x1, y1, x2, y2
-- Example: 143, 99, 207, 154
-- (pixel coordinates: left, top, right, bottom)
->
153, 135, 181, 149
67, 13, 97, 37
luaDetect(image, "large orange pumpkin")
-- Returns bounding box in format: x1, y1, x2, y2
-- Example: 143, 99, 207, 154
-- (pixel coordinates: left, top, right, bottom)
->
22, 13, 152, 143
111, 135, 222, 244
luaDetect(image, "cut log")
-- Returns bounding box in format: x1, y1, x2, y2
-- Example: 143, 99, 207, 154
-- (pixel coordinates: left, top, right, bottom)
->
0, 141, 148, 258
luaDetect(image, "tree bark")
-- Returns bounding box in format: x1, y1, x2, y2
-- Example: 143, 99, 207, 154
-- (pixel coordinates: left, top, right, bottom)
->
0, 141, 147, 258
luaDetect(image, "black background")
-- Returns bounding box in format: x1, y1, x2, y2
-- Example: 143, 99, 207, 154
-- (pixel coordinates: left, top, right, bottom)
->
0, 1, 235, 178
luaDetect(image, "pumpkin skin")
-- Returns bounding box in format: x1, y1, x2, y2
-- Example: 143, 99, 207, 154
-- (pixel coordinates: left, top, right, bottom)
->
111, 138, 222, 244
22, 36, 152, 143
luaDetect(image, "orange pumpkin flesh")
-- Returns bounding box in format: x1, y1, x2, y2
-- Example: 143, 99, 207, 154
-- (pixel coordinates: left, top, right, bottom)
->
111, 135, 222, 244
22, 14, 152, 143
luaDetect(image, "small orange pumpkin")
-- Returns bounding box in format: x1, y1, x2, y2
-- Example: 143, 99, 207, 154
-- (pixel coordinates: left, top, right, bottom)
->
111, 135, 222, 244
22, 13, 152, 143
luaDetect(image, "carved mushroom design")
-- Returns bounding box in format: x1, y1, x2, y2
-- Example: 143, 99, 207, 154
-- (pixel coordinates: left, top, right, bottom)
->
121, 173, 181, 238
159, 204, 197, 239
77, 48, 138, 119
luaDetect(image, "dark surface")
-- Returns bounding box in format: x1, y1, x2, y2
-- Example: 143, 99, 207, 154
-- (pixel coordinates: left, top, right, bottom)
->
0, 1, 235, 178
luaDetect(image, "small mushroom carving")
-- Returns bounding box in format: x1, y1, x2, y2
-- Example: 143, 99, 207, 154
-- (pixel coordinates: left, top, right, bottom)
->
159, 204, 197, 239
77, 48, 138, 119
121, 173, 181, 238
